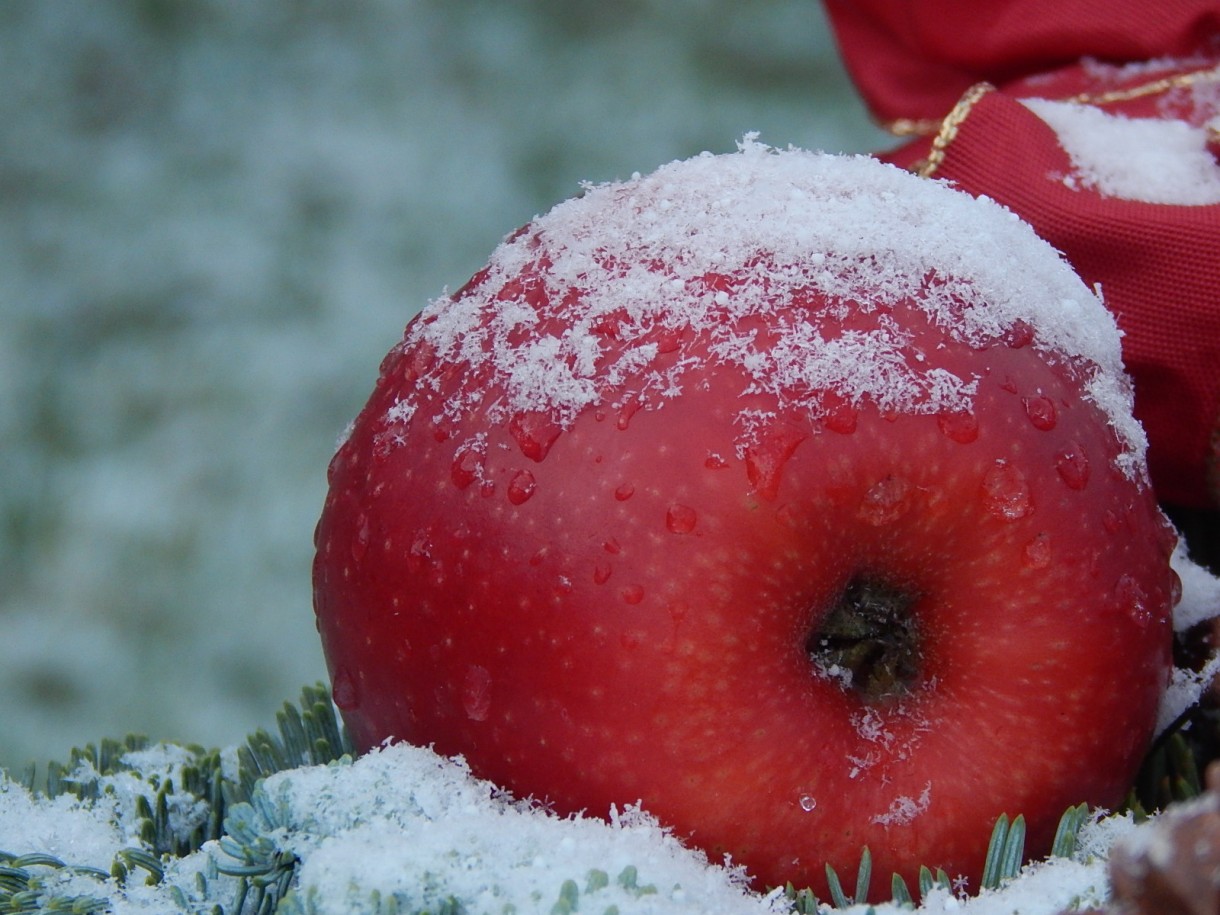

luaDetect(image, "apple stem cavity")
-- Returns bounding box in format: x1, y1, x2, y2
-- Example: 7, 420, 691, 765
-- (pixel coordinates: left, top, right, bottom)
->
809, 576, 924, 702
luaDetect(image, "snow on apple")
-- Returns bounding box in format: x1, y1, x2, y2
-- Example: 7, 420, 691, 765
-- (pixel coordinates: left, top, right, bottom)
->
312, 137, 1179, 901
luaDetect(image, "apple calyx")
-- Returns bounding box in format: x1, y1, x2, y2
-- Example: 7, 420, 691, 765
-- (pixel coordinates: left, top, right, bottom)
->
810, 575, 924, 702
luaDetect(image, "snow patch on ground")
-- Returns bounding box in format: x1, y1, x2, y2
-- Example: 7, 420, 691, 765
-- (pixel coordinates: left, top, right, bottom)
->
264, 744, 784, 915
1, 742, 788, 914
0, 738, 1167, 913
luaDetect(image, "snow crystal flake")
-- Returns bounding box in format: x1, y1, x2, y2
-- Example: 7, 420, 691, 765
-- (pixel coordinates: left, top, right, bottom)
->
853, 706, 891, 745
872, 782, 932, 827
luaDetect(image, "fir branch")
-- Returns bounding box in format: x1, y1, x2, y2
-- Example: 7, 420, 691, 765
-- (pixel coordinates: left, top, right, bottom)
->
1051, 803, 1091, 859
227, 683, 355, 809
6, 681, 1212, 914
889, 872, 914, 908
784, 802, 1093, 911
2, 684, 352, 915
1129, 730, 1204, 817
980, 813, 1026, 891
916, 865, 951, 900
782, 701, 1217, 911
0, 851, 111, 914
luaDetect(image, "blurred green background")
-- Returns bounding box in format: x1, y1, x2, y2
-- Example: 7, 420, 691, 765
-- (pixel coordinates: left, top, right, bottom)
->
0, 0, 889, 770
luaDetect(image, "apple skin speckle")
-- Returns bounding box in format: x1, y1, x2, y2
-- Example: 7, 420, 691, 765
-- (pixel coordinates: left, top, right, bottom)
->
312, 149, 1177, 902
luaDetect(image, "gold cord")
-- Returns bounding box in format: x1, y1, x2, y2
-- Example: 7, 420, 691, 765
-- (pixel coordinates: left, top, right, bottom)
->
1068, 64, 1220, 106
916, 82, 996, 178
884, 116, 944, 138
904, 63, 1220, 178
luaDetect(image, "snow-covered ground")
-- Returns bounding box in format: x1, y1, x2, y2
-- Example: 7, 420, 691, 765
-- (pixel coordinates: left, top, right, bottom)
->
0, 1, 888, 771
0, 734, 1185, 914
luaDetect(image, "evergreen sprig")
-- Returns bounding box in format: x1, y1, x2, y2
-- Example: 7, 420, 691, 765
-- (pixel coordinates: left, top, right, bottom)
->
2, 682, 1214, 914
780, 708, 1212, 911
1, 683, 352, 915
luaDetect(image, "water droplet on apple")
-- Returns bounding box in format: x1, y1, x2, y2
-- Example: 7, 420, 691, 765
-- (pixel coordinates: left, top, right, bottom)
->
507, 470, 537, 505
858, 475, 912, 526
666, 504, 698, 533
1111, 574, 1153, 627
554, 575, 574, 597
1055, 444, 1090, 490
1023, 532, 1052, 569
351, 514, 371, 561
1153, 512, 1180, 557
406, 532, 432, 572
981, 461, 1032, 521
603, 538, 622, 555
593, 562, 613, 584
621, 584, 645, 605
1022, 394, 1057, 431
614, 483, 636, 501
744, 423, 807, 501
332, 669, 358, 711
799, 794, 817, 812
462, 664, 492, 721
936, 408, 979, 444
509, 411, 562, 462
616, 397, 644, 431
450, 446, 482, 490
820, 391, 858, 434
704, 453, 730, 470
1003, 320, 1035, 348
775, 502, 801, 529
620, 629, 644, 650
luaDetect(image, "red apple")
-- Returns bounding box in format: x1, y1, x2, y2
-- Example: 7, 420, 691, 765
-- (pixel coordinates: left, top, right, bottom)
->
313, 139, 1178, 900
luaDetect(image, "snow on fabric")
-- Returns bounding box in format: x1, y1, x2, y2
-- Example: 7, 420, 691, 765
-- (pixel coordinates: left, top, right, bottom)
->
1023, 96, 1220, 205
380, 136, 1147, 478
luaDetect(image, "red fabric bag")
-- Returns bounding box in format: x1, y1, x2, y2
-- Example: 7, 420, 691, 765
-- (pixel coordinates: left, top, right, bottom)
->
824, 1, 1220, 509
